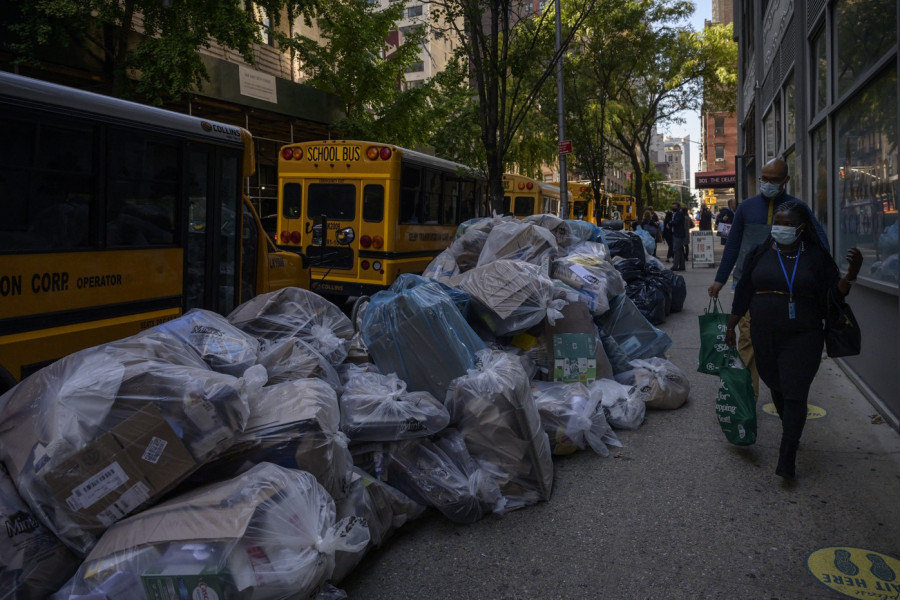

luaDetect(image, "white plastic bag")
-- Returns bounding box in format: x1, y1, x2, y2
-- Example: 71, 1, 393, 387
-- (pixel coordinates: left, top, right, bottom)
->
531, 381, 620, 456
588, 378, 646, 430
614, 357, 691, 410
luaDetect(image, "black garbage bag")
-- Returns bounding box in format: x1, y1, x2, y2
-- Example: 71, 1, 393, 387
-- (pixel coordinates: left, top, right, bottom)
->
613, 257, 645, 282
603, 230, 646, 261
643, 274, 673, 317
662, 271, 686, 312
626, 281, 667, 325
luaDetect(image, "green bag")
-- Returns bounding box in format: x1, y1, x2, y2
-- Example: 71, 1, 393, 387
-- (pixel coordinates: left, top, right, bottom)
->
715, 351, 757, 446
697, 299, 730, 375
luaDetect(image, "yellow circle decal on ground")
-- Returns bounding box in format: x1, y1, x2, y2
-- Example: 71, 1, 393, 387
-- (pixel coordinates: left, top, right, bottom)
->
808, 547, 900, 598
762, 403, 826, 419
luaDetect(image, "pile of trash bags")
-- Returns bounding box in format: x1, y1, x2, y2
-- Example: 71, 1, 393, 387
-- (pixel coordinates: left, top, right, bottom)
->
0, 214, 691, 600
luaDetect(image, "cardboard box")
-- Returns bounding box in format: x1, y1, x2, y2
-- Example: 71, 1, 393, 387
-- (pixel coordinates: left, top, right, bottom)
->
142, 556, 232, 600
544, 302, 612, 384
38, 403, 197, 536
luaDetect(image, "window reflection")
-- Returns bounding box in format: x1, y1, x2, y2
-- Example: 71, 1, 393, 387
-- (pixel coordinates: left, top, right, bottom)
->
835, 0, 897, 98
812, 126, 828, 229
835, 68, 898, 286
813, 32, 826, 115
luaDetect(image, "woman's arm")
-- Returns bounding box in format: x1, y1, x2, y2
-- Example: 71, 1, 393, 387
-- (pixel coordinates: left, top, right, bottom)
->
836, 247, 863, 296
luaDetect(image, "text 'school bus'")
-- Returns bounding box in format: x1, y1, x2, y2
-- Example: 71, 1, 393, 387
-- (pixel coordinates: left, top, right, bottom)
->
0, 72, 308, 393
276, 140, 488, 298
501, 174, 563, 218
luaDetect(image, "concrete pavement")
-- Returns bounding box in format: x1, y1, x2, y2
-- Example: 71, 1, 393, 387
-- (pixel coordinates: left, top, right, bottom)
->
340, 237, 900, 600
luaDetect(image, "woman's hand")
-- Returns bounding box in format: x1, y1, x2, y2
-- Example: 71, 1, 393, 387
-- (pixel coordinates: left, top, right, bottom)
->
845, 247, 863, 280
724, 327, 737, 348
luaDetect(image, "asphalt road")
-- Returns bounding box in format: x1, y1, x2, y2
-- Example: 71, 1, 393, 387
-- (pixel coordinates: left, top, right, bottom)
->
339, 238, 900, 600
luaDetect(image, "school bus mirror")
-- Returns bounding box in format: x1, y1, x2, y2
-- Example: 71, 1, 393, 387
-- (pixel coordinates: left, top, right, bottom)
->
336, 227, 355, 246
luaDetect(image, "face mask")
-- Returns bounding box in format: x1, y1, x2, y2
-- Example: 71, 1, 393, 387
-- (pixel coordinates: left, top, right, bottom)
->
759, 181, 783, 198
771, 225, 799, 245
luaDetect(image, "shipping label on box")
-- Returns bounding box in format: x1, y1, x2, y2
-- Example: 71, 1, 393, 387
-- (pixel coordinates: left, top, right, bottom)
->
552, 333, 597, 384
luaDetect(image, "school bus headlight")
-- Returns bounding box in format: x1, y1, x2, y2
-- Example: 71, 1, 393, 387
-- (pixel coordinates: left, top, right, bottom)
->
373, 261, 382, 272
290, 231, 301, 244
366, 146, 380, 160
372, 235, 384, 249
360, 235, 373, 248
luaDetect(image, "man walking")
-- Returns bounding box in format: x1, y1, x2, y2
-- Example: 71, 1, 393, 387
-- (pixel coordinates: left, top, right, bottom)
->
707, 157, 829, 397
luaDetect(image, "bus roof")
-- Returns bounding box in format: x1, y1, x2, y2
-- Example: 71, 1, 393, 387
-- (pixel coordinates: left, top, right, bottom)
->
296, 139, 484, 178
0, 71, 245, 146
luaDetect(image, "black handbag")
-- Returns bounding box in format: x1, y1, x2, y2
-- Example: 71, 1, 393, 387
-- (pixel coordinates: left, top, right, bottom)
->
825, 289, 861, 357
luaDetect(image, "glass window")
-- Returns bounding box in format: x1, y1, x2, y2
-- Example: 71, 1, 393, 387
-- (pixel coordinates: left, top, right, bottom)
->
835, 0, 897, 98
502, 196, 512, 215
785, 77, 795, 147
307, 184, 356, 220
217, 153, 241, 314
458, 180, 477, 221
400, 165, 421, 223
811, 125, 828, 229
407, 61, 425, 73
835, 68, 898, 287
185, 150, 209, 310
715, 145, 725, 161
514, 196, 535, 217
763, 108, 776, 162
107, 130, 177, 247
714, 118, 725, 136
407, 4, 422, 17
422, 169, 441, 223
363, 184, 384, 222
784, 150, 799, 199
282, 183, 302, 218
441, 176, 459, 224
812, 32, 827, 115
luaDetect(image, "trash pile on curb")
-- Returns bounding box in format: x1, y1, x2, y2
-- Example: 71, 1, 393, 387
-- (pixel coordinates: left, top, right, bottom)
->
0, 214, 691, 600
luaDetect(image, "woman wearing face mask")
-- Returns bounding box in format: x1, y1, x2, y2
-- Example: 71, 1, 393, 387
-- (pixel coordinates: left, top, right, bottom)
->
724, 201, 862, 479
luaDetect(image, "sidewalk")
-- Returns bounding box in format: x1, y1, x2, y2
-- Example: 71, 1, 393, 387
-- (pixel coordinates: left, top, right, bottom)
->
341, 237, 900, 600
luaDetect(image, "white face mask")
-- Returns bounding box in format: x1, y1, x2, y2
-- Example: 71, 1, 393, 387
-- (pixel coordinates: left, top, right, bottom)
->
760, 181, 783, 198
771, 225, 799, 245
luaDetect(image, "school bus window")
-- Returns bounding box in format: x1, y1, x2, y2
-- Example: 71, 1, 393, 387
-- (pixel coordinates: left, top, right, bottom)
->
0, 117, 33, 169
422, 170, 441, 224
502, 196, 512, 214
106, 132, 178, 247
308, 183, 356, 220
400, 165, 422, 223
514, 196, 534, 217
283, 182, 302, 218
459, 180, 476, 221
363, 184, 384, 222
441, 176, 458, 225
50, 125, 93, 174
186, 150, 209, 310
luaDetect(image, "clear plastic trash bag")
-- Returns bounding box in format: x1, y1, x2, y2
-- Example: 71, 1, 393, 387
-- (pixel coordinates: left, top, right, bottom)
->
256, 337, 342, 390
531, 381, 620, 457
551, 242, 625, 315
614, 358, 691, 410
476, 220, 558, 268
339, 371, 450, 442
228, 287, 354, 366
588, 378, 646, 430
445, 350, 554, 510
53, 463, 369, 600
594, 294, 672, 360
361, 282, 485, 401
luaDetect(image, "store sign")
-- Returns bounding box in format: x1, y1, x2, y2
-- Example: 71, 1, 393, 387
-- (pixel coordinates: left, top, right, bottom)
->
695, 171, 736, 189
691, 230, 715, 266
239, 66, 278, 104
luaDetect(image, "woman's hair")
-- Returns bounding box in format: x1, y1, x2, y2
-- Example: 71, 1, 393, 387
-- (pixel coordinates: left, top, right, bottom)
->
642, 209, 654, 220
775, 200, 821, 247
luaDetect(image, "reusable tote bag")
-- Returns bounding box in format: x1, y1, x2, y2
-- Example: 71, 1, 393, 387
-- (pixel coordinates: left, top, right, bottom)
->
697, 299, 730, 375
715, 351, 757, 446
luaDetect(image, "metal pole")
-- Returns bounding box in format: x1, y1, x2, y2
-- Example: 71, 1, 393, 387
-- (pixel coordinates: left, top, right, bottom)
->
555, 0, 568, 218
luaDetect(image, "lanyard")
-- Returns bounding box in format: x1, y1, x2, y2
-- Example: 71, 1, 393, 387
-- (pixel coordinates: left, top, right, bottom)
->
766, 199, 774, 224
776, 243, 802, 318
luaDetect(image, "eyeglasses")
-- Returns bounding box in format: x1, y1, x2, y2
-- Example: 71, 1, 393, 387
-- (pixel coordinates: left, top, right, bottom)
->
759, 175, 786, 184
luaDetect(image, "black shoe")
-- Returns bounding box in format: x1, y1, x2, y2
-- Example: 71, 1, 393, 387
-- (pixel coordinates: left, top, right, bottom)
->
776, 441, 797, 478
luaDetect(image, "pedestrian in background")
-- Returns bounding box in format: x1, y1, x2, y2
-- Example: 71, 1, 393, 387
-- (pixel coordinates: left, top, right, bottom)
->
725, 201, 861, 478
699, 205, 713, 231
709, 157, 829, 399
715, 199, 736, 246
670, 203, 686, 271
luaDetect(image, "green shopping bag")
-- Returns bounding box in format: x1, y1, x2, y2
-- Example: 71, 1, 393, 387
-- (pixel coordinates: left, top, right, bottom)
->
697, 298, 730, 375
715, 351, 757, 446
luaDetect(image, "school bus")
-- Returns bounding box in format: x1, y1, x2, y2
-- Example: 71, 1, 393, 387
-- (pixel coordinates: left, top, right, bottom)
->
276, 140, 488, 298
0, 72, 308, 392
566, 182, 599, 224
501, 174, 563, 218
606, 193, 638, 228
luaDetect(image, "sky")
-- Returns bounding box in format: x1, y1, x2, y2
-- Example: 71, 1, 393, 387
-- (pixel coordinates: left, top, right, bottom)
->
662, 1, 714, 189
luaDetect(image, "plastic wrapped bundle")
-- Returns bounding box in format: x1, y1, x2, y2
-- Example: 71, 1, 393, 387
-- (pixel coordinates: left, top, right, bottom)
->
594, 294, 672, 360
588, 378, 646, 430
453, 260, 567, 336
521, 214, 575, 248
337, 362, 382, 387
390, 273, 470, 316
421, 247, 461, 282
531, 381, 620, 457
183, 378, 354, 501
361, 282, 485, 401
0, 343, 263, 556
332, 467, 424, 582
564, 219, 603, 247
476, 220, 558, 268
551, 242, 625, 315
134, 309, 259, 376
256, 337, 342, 389
55, 463, 369, 600
1, 462, 79, 600
596, 325, 633, 376
340, 371, 450, 442
227, 287, 354, 366
614, 358, 691, 410
384, 429, 504, 524
445, 351, 554, 510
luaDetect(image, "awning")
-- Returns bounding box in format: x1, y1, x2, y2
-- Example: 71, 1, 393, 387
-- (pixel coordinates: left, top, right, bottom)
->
695, 171, 736, 189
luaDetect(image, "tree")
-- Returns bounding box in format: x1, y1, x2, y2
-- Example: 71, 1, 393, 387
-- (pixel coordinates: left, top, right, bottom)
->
2, 0, 319, 103
429, 0, 601, 206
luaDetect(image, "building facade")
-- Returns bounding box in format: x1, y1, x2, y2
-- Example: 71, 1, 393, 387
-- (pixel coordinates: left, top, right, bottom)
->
734, 0, 899, 429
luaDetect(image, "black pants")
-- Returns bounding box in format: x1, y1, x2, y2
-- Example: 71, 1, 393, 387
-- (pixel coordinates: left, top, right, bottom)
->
749, 322, 825, 449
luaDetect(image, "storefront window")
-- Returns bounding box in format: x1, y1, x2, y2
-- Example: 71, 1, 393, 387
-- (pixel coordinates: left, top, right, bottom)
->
763, 108, 776, 162
812, 31, 826, 115
811, 125, 828, 230
834, 67, 898, 287
785, 76, 795, 147
835, 0, 897, 98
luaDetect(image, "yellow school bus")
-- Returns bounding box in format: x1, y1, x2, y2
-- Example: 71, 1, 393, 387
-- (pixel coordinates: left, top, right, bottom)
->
607, 193, 638, 228
0, 72, 308, 392
502, 174, 563, 218
276, 140, 488, 298
567, 182, 599, 224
